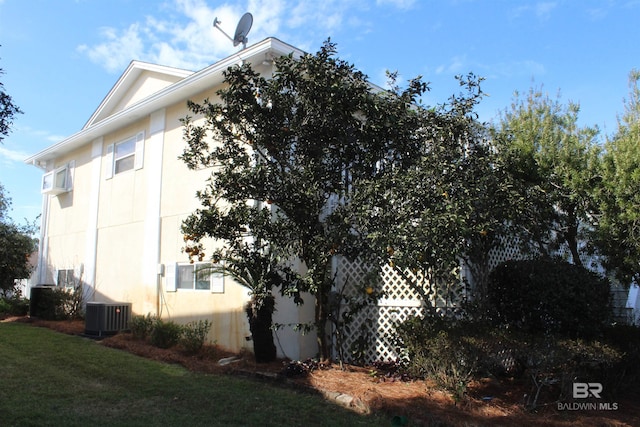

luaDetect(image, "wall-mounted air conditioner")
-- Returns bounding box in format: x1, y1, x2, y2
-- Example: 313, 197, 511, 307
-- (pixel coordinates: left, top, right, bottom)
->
84, 302, 132, 337
42, 162, 74, 195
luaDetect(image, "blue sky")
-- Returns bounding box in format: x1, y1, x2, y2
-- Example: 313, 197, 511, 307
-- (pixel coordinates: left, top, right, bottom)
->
0, 0, 638, 225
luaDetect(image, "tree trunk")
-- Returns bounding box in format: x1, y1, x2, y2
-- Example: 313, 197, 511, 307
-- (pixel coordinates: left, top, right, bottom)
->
315, 290, 331, 362
246, 296, 276, 363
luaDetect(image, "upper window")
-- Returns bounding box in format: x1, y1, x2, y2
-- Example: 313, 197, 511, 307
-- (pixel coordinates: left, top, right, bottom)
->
114, 138, 136, 174
105, 131, 144, 179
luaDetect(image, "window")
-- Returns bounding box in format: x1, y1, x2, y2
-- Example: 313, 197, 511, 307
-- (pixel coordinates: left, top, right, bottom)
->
105, 131, 144, 178
177, 263, 212, 290
165, 262, 224, 293
56, 269, 75, 289
114, 138, 135, 174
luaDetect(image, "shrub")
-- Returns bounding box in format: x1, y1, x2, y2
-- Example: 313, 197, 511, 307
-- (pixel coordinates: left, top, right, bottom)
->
601, 324, 640, 395
0, 298, 11, 314
129, 313, 157, 340
32, 285, 84, 320
394, 313, 632, 406
0, 293, 29, 316
150, 319, 183, 349
394, 314, 478, 400
487, 258, 612, 338
8, 297, 29, 316
180, 319, 212, 353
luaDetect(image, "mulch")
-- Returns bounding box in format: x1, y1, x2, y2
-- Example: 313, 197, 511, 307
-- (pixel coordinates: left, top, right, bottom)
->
5, 315, 640, 427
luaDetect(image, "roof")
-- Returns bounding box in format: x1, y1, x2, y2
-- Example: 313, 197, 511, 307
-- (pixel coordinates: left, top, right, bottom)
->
25, 37, 303, 167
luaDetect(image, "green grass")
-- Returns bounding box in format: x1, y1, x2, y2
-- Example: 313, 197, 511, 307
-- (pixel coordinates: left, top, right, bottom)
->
0, 323, 386, 426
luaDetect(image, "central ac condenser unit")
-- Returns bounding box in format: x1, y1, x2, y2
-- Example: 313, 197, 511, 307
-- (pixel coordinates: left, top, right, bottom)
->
85, 302, 131, 337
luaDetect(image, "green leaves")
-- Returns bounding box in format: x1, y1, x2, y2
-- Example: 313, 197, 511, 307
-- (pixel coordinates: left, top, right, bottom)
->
492, 87, 601, 265
596, 70, 640, 285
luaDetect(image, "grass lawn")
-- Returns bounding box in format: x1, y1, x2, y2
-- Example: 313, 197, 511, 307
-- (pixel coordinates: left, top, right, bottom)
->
0, 322, 386, 426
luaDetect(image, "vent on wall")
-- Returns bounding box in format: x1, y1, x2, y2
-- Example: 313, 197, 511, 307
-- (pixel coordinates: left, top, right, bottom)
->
84, 302, 132, 337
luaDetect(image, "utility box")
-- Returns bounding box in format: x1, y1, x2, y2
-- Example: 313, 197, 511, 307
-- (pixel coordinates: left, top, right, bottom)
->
84, 302, 131, 337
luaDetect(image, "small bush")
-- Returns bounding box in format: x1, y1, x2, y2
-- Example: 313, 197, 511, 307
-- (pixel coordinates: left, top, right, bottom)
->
0, 298, 11, 314
601, 324, 640, 394
487, 258, 612, 338
0, 294, 29, 316
150, 319, 183, 349
180, 319, 212, 353
8, 297, 29, 316
395, 314, 478, 400
32, 285, 84, 320
129, 313, 157, 340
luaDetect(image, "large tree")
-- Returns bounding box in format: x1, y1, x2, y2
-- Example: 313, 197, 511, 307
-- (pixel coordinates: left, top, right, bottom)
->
0, 57, 34, 296
180, 41, 427, 361
349, 73, 509, 305
491, 87, 601, 266
0, 60, 23, 143
0, 185, 37, 296
597, 70, 640, 285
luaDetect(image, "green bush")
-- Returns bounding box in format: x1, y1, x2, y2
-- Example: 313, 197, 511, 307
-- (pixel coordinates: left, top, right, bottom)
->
32, 285, 84, 320
487, 258, 612, 337
601, 324, 640, 394
0, 298, 11, 314
129, 313, 157, 340
7, 297, 29, 316
394, 314, 478, 400
150, 319, 183, 349
394, 313, 633, 405
180, 319, 212, 353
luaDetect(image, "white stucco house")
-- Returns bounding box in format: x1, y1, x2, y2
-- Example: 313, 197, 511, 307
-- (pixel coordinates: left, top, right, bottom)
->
25, 37, 316, 359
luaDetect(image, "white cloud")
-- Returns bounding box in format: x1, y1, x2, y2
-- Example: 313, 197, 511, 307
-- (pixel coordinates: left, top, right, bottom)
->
482, 60, 546, 79
376, 0, 416, 9
0, 146, 31, 164
510, 1, 557, 21
76, 0, 418, 73
77, 24, 145, 73
77, 0, 245, 73
434, 55, 467, 75
534, 2, 557, 19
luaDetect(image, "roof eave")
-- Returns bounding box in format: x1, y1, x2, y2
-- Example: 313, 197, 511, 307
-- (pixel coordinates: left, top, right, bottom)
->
25, 37, 302, 166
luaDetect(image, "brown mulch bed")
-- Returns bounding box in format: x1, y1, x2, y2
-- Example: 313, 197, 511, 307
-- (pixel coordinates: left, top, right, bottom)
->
6, 316, 640, 427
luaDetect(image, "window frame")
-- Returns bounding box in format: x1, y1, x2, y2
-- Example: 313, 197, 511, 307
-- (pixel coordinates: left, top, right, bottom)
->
105, 131, 145, 179
113, 137, 136, 174
165, 262, 224, 293
56, 269, 75, 289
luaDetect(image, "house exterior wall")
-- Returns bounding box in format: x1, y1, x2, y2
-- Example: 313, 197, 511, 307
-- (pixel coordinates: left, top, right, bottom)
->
32, 39, 316, 359
38, 82, 290, 354
111, 70, 186, 114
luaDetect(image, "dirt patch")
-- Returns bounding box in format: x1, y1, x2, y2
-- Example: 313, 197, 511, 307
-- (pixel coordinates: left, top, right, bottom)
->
12, 317, 640, 427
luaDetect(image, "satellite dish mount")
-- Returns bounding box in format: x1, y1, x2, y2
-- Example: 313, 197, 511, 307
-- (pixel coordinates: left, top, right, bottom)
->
213, 12, 253, 50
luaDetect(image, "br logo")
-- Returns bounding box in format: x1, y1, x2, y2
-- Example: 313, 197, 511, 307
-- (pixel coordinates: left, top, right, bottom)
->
573, 383, 603, 399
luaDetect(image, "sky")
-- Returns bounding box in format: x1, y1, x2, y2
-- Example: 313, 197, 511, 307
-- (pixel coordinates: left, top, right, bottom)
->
0, 0, 638, 225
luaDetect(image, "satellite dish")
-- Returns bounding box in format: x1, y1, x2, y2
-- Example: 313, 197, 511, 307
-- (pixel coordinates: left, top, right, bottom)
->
233, 13, 253, 47
213, 12, 253, 50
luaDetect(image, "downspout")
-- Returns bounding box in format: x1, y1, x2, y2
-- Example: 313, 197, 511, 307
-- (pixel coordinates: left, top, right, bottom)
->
31, 160, 50, 286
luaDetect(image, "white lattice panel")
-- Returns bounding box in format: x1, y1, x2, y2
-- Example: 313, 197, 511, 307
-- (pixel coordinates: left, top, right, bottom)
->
332, 256, 466, 364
